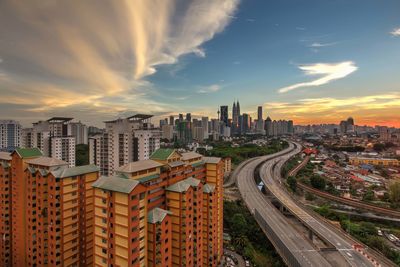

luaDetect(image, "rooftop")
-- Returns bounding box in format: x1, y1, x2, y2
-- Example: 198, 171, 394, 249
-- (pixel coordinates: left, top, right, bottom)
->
166, 179, 191, 193
168, 160, 185, 168
116, 160, 164, 174
181, 151, 202, 161
150, 148, 176, 161
92, 175, 139, 194
47, 117, 73, 123
203, 183, 216, 194
0, 152, 11, 161
148, 208, 172, 224
14, 148, 43, 159
51, 164, 99, 178
26, 156, 68, 167
184, 177, 201, 187
203, 157, 221, 164
127, 114, 153, 121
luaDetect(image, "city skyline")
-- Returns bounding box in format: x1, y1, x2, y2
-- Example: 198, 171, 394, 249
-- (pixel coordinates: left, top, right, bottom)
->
1, 0, 400, 127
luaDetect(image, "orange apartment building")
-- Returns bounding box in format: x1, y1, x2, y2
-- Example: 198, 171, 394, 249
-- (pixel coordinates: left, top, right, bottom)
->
0, 148, 99, 267
92, 148, 224, 267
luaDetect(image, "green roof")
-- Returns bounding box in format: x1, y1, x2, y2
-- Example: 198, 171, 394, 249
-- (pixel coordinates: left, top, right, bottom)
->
14, 148, 42, 158
150, 148, 175, 161
203, 183, 215, 194
166, 179, 191, 193
137, 174, 160, 183
92, 175, 139, 194
148, 208, 172, 224
184, 177, 201, 187
51, 164, 99, 179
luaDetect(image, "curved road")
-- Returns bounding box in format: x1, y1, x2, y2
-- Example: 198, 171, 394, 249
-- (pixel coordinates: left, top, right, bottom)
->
236, 143, 333, 266
234, 141, 393, 267
259, 142, 380, 267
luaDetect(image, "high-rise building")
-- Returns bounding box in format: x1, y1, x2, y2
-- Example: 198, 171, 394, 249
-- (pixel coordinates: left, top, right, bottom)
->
186, 113, 192, 122
169, 115, 175, 126
241, 113, 251, 134
256, 106, 264, 133
178, 114, 184, 122
177, 121, 192, 144
92, 149, 224, 267
89, 114, 161, 176
202, 116, 209, 139
265, 116, 272, 136
161, 124, 174, 140
0, 148, 99, 266
67, 121, 88, 144
22, 117, 76, 167
0, 120, 22, 151
220, 106, 228, 126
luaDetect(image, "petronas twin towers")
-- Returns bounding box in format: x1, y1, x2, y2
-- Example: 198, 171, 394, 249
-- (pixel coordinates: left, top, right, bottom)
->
232, 100, 240, 128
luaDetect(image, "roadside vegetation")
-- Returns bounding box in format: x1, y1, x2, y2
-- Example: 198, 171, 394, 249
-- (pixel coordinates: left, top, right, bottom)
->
224, 200, 284, 267
205, 139, 288, 165
314, 204, 400, 265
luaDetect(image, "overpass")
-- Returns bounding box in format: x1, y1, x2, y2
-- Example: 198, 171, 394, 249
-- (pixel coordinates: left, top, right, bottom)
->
235, 144, 333, 266
234, 141, 395, 267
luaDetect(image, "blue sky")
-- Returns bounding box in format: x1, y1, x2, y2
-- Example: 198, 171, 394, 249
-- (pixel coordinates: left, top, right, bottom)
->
0, 0, 399, 126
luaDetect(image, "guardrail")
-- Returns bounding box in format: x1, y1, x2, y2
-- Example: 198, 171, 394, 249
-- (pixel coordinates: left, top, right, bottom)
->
254, 209, 302, 267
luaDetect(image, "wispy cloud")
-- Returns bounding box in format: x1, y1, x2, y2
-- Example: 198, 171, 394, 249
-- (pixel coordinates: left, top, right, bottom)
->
278, 61, 358, 93
390, 27, 400, 36
197, 84, 222, 94
296, 27, 306, 31
309, 42, 337, 48
0, 0, 239, 124
246, 18, 256, 22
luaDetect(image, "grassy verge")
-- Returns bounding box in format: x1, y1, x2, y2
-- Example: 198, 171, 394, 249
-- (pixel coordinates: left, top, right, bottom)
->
314, 204, 400, 265
224, 200, 285, 267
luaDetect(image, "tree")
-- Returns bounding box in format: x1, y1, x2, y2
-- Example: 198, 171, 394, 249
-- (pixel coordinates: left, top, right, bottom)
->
363, 189, 375, 201
287, 176, 297, 192
75, 144, 89, 166
310, 175, 326, 190
389, 181, 400, 204
373, 143, 385, 152
231, 213, 247, 236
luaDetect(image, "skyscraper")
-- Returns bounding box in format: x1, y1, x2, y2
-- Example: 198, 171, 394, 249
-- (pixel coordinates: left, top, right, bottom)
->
0, 120, 21, 151
256, 106, 264, 133
220, 105, 228, 126
186, 112, 192, 122
265, 116, 272, 136
169, 115, 175, 126
202, 116, 209, 138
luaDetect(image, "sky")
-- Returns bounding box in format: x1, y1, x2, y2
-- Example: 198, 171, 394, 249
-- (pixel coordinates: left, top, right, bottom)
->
0, 0, 399, 127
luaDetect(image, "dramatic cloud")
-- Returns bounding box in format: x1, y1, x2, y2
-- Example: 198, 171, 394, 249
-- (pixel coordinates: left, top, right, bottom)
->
197, 84, 222, 94
264, 93, 400, 127
0, 0, 239, 125
391, 27, 400, 36
278, 61, 358, 93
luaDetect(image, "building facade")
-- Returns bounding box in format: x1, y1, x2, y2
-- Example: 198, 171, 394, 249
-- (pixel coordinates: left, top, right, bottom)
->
0, 120, 22, 152
21, 117, 76, 167
89, 115, 161, 176
92, 149, 224, 267
0, 148, 99, 266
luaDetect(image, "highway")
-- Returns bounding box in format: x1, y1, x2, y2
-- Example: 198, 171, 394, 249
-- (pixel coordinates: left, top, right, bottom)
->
234, 141, 394, 267
236, 144, 333, 266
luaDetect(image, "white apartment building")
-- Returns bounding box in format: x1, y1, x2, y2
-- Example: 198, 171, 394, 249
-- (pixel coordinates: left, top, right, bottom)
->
21, 117, 76, 166
89, 114, 161, 176
0, 120, 22, 151
67, 121, 88, 144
